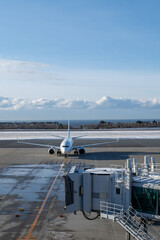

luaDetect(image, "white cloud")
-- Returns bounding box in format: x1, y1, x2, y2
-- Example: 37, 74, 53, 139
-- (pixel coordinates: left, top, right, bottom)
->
96, 96, 143, 109
0, 58, 66, 84
0, 96, 160, 111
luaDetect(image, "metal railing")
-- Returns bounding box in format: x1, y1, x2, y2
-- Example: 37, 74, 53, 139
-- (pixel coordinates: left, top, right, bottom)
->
110, 165, 125, 187
119, 206, 160, 240
100, 202, 160, 240
100, 201, 123, 220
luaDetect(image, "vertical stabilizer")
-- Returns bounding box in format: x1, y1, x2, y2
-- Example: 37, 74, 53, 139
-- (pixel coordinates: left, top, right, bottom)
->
68, 120, 70, 138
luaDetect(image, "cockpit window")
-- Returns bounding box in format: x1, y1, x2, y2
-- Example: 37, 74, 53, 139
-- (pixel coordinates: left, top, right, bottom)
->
62, 145, 69, 148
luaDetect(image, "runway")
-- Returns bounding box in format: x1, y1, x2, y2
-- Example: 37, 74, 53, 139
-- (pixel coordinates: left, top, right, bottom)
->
0, 137, 160, 239
1, 129, 160, 140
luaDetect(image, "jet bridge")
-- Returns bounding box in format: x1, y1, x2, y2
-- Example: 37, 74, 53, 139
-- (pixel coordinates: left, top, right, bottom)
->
63, 156, 160, 239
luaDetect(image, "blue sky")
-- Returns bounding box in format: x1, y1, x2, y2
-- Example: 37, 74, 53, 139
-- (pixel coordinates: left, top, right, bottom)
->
0, 0, 160, 120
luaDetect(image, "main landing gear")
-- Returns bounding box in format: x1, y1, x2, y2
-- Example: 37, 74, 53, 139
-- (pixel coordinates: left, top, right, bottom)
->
57, 150, 61, 155
74, 150, 78, 155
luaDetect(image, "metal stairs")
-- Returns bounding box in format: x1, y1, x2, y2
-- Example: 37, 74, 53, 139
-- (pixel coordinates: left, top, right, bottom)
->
100, 202, 160, 240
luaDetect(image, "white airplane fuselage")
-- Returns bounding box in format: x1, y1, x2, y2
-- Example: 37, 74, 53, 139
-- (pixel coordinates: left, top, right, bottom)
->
60, 137, 73, 155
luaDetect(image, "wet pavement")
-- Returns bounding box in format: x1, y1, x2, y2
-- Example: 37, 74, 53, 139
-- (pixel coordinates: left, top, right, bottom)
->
0, 164, 65, 240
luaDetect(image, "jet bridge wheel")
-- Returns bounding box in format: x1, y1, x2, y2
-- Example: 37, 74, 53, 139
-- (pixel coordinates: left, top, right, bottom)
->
82, 211, 99, 220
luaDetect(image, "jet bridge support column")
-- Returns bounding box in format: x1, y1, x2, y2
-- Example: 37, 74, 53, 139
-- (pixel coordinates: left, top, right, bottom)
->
126, 232, 131, 240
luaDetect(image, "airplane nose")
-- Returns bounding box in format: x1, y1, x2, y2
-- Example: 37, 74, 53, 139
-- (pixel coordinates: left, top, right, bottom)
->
61, 147, 66, 154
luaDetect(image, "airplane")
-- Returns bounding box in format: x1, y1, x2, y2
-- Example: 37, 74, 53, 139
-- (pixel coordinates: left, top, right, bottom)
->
18, 121, 118, 157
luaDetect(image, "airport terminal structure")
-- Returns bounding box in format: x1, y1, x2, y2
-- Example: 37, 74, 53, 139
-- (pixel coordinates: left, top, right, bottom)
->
64, 156, 160, 239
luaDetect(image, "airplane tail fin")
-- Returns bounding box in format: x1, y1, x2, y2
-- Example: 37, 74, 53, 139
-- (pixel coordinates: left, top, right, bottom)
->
68, 120, 70, 138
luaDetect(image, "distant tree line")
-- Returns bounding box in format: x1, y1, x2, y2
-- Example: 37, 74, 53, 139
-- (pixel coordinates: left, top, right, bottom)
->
84, 120, 160, 129
0, 120, 160, 130
0, 121, 65, 129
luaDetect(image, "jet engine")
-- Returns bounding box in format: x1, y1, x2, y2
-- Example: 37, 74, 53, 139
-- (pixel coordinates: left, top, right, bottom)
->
79, 148, 85, 154
48, 148, 55, 154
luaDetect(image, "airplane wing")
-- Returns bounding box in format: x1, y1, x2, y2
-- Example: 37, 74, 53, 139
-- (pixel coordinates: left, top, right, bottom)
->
51, 134, 64, 139
72, 139, 119, 149
72, 134, 87, 140
17, 139, 60, 149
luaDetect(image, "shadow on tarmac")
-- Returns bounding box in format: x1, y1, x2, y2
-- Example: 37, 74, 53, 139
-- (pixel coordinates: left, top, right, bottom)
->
68, 151, 160, 161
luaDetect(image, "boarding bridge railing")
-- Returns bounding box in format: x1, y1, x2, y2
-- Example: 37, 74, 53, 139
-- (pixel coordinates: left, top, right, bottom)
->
123, 161, 160, 179
110, 164, 124, 187
100, 201, 160, 240
100, 201, 123, 221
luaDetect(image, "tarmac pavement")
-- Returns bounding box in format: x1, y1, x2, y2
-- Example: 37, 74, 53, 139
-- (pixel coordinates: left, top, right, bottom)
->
0, 139, 160, 239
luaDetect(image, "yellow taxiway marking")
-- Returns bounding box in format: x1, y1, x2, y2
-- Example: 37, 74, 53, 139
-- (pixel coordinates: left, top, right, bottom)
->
17, 237, 37, 240
17, 157, 67, 240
